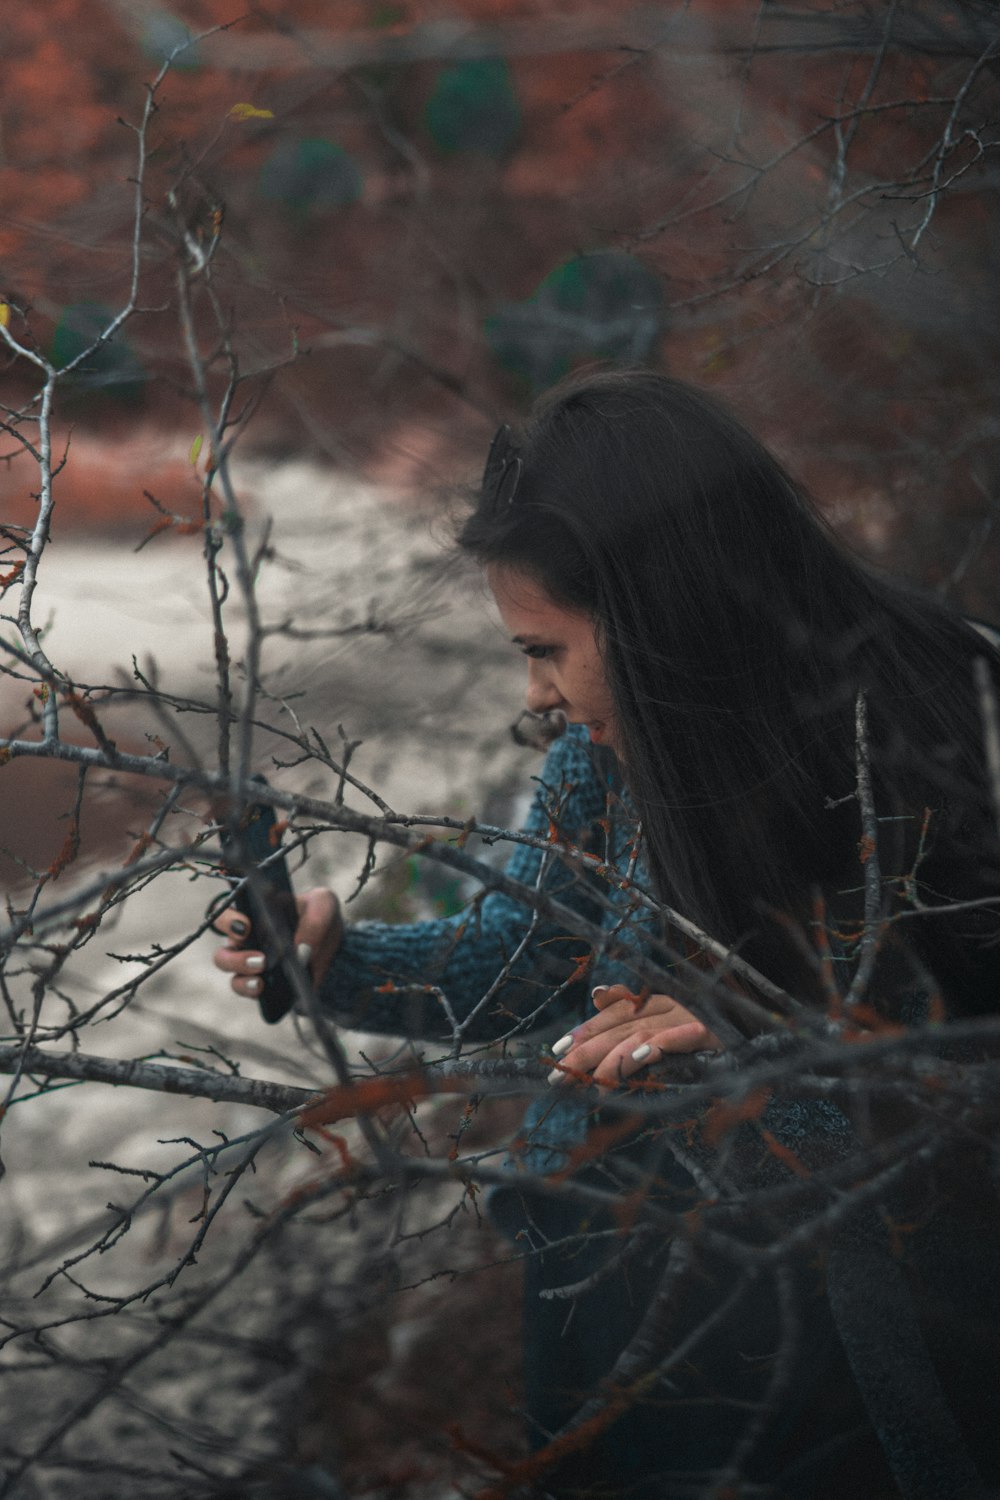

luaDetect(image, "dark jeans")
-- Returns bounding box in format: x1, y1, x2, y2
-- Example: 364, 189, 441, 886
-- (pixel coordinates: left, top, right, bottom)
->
517, 1164, 896, 1500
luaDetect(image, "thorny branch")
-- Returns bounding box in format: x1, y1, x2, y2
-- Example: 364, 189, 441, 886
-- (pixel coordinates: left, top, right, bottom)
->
2, 13, 1000, 1498
844, 689, 884, 1009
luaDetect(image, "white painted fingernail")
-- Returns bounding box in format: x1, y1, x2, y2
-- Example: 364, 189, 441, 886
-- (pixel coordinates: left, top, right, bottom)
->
551, 1033, 575, 1057
296, 942, 313, 969
591, 985, 609, 1000
547, 1067, 569, 1086
245, 978, 262, 997
631, 1043, 652, 1062
245, 955, 266, 972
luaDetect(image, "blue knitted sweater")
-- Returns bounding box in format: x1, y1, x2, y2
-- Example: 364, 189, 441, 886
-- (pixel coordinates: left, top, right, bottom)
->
321, 725, 643, 1040
321, 724, 851, 1164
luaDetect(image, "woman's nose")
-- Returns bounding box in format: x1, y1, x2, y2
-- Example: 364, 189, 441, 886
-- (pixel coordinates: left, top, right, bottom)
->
525, 662, 561, 714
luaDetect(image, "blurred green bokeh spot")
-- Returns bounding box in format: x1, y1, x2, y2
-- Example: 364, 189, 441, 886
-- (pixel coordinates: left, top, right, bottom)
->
370, 2, 407, 24
425, 57, 521, 156
140, 9, 201, 69
258, 139, 364, 216
485, 252, 664, 389
50, 303, 146, 397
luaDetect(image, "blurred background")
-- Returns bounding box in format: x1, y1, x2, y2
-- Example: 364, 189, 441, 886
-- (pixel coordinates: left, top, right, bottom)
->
6, 0, 1000, 887
3, 0, 998, 576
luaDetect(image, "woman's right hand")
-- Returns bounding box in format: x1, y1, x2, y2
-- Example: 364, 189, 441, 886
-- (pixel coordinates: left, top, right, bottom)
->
212, 886, 344, 1001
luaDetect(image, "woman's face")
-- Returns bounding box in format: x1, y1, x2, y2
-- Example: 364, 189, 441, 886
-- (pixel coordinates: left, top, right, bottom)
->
488, 565, 617, 749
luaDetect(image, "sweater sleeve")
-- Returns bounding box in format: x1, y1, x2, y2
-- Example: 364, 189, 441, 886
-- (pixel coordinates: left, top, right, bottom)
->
318, 728, 617, 1043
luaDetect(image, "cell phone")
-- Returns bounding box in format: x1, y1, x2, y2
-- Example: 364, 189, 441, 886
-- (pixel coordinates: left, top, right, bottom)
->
218, 782, 299, 1024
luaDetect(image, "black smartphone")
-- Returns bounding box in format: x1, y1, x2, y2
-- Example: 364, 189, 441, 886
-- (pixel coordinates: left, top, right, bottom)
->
218, 782, 299, 1024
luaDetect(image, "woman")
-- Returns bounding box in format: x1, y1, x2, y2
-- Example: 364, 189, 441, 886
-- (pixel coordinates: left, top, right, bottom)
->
215, 372, 1000, 1498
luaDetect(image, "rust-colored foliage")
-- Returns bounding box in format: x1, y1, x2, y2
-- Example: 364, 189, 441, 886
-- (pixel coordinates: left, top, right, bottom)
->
561, 949, 593, 987
135, 515, 204, 550
0, 561, 26, 593
297, 1072, 430, 1128
758, 1127, 811, 1180
123, 831, 153, 867
47, 816, 80, 880
701, 1085, 772, 1148
309, 1126, 356, 1174
62, 690, 103, 736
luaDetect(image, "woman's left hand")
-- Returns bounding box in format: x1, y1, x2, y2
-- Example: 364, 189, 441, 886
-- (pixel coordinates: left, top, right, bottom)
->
547, 984, 722, 1088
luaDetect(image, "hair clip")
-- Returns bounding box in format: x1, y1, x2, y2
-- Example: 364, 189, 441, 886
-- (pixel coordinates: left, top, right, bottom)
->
481, 422, 524, 510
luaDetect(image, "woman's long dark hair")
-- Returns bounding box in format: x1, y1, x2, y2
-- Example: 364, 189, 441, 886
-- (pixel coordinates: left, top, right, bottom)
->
459, 370, 1000, 1010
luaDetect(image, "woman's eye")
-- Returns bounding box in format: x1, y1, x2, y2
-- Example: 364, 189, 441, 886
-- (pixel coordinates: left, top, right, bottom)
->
521, 644, 553, 660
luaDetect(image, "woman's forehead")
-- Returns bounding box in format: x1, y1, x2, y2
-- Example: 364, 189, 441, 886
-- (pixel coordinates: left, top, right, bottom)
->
488, 565, 565, 620
487, 566, 595, 645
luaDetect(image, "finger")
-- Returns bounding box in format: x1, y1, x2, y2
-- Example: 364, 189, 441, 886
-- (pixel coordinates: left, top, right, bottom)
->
593, 1038, 651, 1087
546, 1034, 602, 1084
556, 997, 648, 1052
231, 973, 265, 1001
590, 987, 685, 1024
647, 1020, 717, 1054
293, 887, 341, 979
591, 983, 642, 1012
213, 944, 267, 977
557, 990, 704, 1062
294, 887, 337, 946
589, 1031, 678, 1089
549, 1023, 658, 1084
212, 907, 252, 943
214, 949, 269, 1003
586, 1025, 674, 1085
565, 1020, 719, 1089
622, 1021, 718, 1076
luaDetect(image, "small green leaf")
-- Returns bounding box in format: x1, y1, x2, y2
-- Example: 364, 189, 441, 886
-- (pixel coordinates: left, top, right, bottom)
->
190, 434, 203, 465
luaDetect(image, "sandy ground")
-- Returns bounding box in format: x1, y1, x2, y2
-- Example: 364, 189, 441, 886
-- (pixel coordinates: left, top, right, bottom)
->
0, 460, 540, 1497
